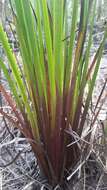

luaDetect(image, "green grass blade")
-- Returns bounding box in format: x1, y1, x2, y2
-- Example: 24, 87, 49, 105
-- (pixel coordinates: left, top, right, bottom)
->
79, 30, 107, 135
0, 24, 40, 140
64, 0, 79, 91
0, 58, 23, 111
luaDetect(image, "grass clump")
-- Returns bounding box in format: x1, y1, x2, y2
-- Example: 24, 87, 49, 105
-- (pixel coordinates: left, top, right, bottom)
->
0, 0, 107, 187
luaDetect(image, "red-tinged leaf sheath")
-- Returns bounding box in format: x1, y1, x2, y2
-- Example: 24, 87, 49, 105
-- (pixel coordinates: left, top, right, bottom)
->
50, 92, 63, 180
0, 108, 20, 126
94, 79, 107, 113
0, 108, 33, 141
86, 46, 101, 81
29, 140, 53, 183
0, 84, 25, 126
65, 31, 84, 124
72, 47, 102, 133
65, 133, 80, 170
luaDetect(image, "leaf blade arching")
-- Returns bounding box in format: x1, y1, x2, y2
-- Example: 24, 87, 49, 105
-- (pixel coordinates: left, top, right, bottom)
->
0, 24, 40, 140
79, 29, 107, 135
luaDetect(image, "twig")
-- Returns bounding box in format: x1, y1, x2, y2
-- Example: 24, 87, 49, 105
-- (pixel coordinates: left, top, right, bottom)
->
0, 151, 22, 168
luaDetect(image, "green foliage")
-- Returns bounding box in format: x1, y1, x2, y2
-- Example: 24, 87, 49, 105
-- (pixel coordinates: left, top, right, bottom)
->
0, 0, 107, 186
